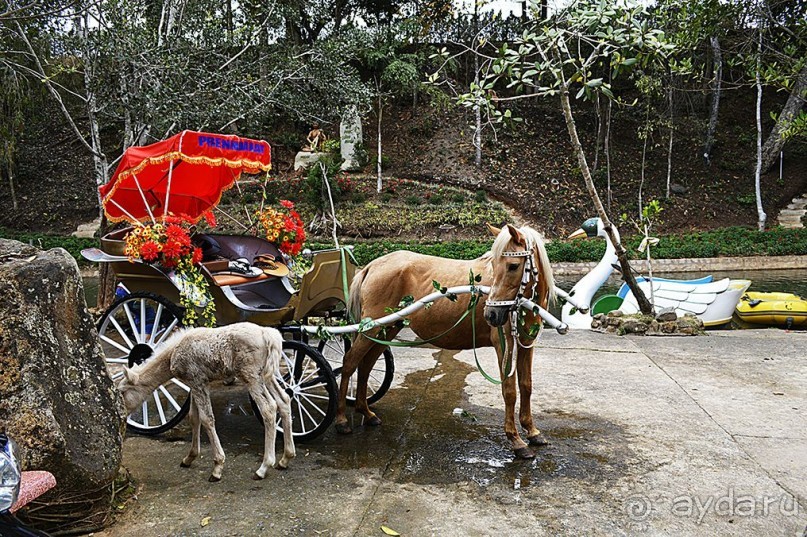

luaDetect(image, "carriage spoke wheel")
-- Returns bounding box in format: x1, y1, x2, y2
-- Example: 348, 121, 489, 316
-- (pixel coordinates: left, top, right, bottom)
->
318, 337, 394, 405
97, 292, 191, 435
251, 340, 336, 442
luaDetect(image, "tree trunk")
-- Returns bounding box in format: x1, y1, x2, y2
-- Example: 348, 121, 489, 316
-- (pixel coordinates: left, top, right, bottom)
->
703, 36, 722, 166
474, 72, 482, 168
666, 85, 674, 199
638, 106, 650, 219
559, 87, 653, 315
376, 93, 383, 193
8, 165, 18, 210
593, 93, 606, 173
760, 63, 807, 172
604, 97, 613, 212
473, 1, 481, 169
754, 30, 767, 232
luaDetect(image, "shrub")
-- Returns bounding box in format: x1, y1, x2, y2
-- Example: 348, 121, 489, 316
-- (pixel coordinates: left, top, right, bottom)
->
474, 190, 487, 203
404, 195, 422, 206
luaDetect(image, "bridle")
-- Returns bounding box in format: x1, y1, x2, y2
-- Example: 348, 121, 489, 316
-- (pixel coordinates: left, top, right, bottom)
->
484, 237, 543, 378
485, 237, 539, 309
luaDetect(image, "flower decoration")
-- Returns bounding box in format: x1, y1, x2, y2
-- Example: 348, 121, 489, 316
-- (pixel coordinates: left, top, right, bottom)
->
256, 200, 306, 256
124, 218, 215, 327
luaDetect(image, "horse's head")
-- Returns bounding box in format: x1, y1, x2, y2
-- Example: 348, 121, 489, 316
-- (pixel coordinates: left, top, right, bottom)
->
484, 223, 554, 327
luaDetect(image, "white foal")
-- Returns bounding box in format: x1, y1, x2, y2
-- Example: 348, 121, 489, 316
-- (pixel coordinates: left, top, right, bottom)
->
117, 322, 295, 481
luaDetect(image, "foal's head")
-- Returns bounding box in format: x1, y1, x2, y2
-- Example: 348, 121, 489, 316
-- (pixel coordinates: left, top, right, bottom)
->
117, 367, 147, 414
484, 224, 554, 327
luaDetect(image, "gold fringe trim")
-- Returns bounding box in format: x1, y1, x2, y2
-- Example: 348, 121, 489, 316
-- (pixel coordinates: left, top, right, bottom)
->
102, 151, 271, 224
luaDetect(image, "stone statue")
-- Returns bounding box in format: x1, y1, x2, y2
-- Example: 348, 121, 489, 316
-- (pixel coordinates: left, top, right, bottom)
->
303, 123, 327, 152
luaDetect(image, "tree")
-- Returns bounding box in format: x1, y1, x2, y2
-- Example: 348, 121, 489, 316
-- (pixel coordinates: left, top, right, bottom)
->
457, 0, 674, 315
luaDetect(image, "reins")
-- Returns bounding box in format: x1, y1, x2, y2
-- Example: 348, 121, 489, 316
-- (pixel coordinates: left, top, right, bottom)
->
483, 237, 544, 383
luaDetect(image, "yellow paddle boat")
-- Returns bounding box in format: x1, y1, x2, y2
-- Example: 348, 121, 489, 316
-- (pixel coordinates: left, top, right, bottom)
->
735, 292, 807, 328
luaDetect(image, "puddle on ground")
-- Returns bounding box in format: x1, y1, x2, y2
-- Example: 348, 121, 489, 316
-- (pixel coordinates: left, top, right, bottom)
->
153, 353, 642, 495
314, 350, 638, 492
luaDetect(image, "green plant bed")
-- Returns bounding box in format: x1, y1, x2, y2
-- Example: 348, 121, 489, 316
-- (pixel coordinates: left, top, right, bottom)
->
4, 226, 807, 269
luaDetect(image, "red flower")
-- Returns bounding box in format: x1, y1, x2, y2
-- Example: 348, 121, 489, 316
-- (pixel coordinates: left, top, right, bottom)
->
165, 224, 192, 247
280, 199, 294, 209
139, 240, 160, 262
162, 239, 184, 259
203, 210, 217, 228
162, 257, 177, 269
191, 247, 203, 265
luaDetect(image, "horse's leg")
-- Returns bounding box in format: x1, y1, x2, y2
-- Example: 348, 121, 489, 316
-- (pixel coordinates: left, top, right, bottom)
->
335, 336, 373, 434
248, 379, 278, 480
267, 374, 295, 468
354, 330, 400, 427
516, 347, 549, 447
180, 394, 201, 468
193, 387, 226, 482
495, 332, 533, 459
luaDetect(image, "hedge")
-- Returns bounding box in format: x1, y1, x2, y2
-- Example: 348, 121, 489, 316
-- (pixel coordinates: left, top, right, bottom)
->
3, 226, 806, 268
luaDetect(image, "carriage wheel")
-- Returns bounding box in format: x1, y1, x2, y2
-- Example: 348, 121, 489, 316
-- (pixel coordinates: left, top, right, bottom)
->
317, 337, 395, 405
252, 340, 337, 442
97, 292, 191, 435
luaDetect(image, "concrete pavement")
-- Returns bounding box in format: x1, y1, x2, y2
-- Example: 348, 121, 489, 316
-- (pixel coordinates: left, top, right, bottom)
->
94, 329, 807, 537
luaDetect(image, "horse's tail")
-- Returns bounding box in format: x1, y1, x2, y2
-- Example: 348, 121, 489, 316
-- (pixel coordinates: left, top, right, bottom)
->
347, 265, 368, 325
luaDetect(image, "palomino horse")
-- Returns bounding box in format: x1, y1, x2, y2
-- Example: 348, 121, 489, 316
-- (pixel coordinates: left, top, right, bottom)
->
336, 224, 554, 459
117, 322, 295, 481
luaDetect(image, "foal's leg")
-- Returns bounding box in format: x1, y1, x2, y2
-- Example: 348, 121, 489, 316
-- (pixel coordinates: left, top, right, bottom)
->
181, 394, 201, 468
496, 334, 533, 459
267, 375, 295, 468
516, 347, 548, 447
193, 387, 227, 482
247, 379, 278, 480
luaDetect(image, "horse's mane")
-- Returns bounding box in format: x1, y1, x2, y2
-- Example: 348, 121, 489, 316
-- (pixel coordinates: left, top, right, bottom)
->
490, 225, 555, 304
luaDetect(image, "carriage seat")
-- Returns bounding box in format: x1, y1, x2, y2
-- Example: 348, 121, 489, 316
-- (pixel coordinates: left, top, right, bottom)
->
197, 234, 289, 286
197, 234, 295, 310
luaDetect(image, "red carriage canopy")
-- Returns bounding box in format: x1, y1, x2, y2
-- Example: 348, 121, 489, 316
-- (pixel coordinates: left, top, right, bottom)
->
100, 130, 272, 224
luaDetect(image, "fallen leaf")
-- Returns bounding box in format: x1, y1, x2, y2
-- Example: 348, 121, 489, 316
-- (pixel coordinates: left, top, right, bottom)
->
201, 516, 211, 527
381, 526, 400, 536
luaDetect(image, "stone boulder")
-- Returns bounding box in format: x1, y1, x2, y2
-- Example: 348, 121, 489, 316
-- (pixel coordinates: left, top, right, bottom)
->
0, 239, 124, 532
294, 151, 329, 171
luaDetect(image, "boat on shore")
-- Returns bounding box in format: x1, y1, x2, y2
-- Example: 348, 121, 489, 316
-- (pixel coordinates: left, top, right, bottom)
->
735, 292, 807, 328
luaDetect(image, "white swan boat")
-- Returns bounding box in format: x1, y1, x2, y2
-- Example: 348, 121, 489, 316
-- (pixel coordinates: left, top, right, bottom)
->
560, 218, 751, 329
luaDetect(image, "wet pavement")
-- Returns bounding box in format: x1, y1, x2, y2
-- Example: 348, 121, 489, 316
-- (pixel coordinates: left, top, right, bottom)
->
93, 330, 807, 537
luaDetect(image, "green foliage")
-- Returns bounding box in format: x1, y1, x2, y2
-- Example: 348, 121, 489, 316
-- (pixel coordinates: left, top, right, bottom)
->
304, 154, 344, 212
318, 227, 807, 266
0, 228, 96, 265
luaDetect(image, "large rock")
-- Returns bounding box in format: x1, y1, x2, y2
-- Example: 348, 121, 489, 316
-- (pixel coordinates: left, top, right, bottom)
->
340, 105, 364, 171
294, 151, 329, 171
0, 239, 124, 531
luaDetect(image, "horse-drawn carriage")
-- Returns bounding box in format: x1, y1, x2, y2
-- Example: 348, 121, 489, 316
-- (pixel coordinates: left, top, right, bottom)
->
85, 130, 571, 460
84, 131, 393, 441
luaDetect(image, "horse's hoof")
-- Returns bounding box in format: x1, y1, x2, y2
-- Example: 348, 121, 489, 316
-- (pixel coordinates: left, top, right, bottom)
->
514, 446, 536, 459
274, 462, 288, 471
335, 422, 352, 435
180, 461, 191, 468
252, 473, 264, 480
208, 475, 221, 482
527, 433, 550, 447
366, 415, 382, 427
